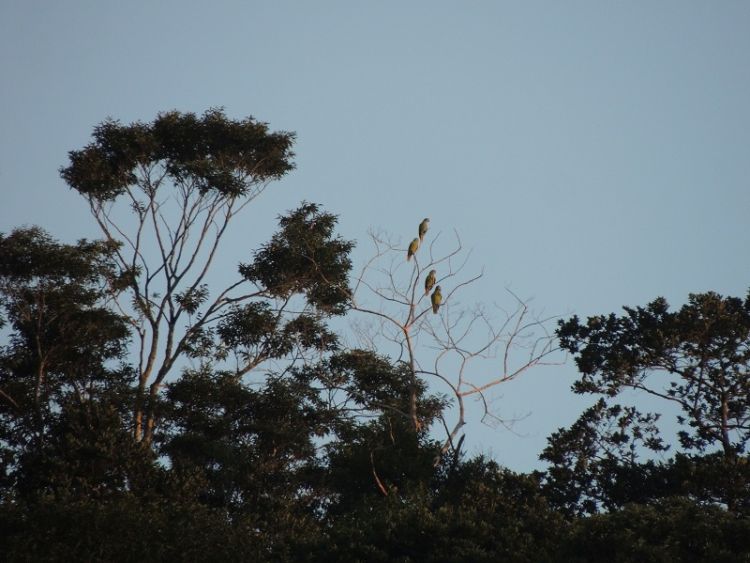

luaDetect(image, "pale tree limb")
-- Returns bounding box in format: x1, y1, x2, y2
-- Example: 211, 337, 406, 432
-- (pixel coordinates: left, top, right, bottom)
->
349, 227, 563, 459
87, 161, 277, 444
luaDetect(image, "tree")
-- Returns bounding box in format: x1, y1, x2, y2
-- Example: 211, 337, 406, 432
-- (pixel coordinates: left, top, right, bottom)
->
0, 227, 135, 499
560, 498, 750, 563
314, 349, 447, 507
349, 227, 560, 457
161, 365, 331, 556
319, 457, 564, 563
547, 291, 750, 513
15, 107, 750, 560
60, 109, 352, 444
540, 397, 668, 515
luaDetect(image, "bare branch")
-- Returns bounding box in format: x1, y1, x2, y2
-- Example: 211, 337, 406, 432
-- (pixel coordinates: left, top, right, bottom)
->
350, 226, 562, 455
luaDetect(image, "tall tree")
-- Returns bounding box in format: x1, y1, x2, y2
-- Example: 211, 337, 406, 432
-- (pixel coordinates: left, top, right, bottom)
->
558, 292, 750, 459
547, 291, 750, 513
60, 109, 352, 444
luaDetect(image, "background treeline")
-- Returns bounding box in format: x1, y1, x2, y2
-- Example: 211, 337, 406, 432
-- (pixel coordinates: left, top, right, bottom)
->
1, 111, 748, 562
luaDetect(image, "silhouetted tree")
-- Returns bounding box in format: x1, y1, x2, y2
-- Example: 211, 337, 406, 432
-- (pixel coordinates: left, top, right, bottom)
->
547, 291, 750, 514
3, 108, 749, 561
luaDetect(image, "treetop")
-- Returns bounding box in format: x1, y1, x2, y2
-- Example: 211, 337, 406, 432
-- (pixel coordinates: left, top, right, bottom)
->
60, 108, 296, 200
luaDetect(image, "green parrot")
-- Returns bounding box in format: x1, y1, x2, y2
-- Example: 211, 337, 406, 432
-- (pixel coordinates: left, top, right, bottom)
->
424, 269, 437, 295
418, 218, 430, 243
431, 285, 442, 314
407, 238, 420, 261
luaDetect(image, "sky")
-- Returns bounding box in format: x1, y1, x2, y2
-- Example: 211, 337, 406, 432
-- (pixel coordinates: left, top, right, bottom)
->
1, 1, 749, 471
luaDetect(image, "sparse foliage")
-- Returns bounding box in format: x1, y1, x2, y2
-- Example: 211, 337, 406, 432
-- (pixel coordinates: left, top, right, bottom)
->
349, 225, 560, 459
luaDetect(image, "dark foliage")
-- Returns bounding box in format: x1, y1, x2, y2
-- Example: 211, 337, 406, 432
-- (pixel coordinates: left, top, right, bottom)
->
557, 292, 750, 457
560, 498, 750, 563
547, 291, 750, 517
240, 202, 354, 314
0, 227, 133, 499
61, 108, 295, 200
2, 110, 749, 560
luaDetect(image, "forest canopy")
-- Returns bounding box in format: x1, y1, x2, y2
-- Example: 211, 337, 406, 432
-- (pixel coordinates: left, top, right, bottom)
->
1, 110, 748, 562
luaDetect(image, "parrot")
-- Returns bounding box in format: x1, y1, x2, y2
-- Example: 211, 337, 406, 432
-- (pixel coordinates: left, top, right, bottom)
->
407, 238, 420, 261
431, 285, 442, 314
424, 269, 437, 295
418, 218, 430, 243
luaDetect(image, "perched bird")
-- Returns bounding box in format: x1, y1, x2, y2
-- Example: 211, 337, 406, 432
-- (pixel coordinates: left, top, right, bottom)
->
431, 285, 442, 314
407, 238, 420, 261
418, 218, 430, 243
424, 269, 437, 295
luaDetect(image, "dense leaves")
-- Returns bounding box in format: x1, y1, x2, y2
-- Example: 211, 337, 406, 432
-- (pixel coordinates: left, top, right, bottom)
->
2, 110, 749, 560
541, 398, 667, 515
3, 257, 750, 562
0, 228, 132, 499
58, 109, 300, 446
549, 291, 750, 516
240, 202, 354, 313
320, 461, 563, 563
3, 244, 750, 562
560, 498, 750, 563
61, 108, 295, 200
558, 292, 750, 456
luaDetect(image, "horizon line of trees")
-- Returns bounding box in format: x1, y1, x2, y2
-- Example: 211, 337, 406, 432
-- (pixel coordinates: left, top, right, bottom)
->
1, 109, 748, 562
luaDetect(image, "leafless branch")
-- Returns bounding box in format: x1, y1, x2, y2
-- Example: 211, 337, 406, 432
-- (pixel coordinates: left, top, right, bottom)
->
350, 226, 563, 457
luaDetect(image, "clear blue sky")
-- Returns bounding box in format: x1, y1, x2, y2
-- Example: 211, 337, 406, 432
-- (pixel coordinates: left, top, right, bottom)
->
2, 1, 749, 471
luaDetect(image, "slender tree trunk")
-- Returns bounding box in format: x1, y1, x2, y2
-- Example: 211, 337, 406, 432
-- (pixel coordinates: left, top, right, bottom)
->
719, 393, 739, 512
403, 325, 420, 432
720, 394, 734, 459
143, 376, 165, 446
134, 325, 160, 441
134, 380, 146, 442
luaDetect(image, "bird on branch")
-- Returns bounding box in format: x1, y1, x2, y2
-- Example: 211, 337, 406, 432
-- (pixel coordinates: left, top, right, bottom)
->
418, 218, 430, 243
424, 269, 437, 295
407, 238, 420, 261
431, 286, 442, 314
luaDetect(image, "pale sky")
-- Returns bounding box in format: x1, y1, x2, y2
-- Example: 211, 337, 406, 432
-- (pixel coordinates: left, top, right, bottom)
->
2, 1, 749, 470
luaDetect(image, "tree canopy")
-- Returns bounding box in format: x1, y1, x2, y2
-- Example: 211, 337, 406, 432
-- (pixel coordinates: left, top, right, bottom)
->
1, 110, 748, 561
